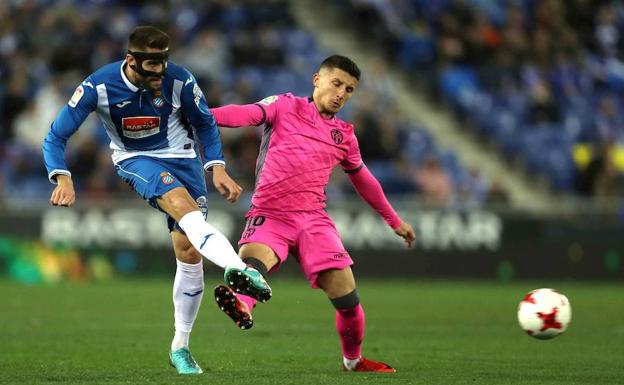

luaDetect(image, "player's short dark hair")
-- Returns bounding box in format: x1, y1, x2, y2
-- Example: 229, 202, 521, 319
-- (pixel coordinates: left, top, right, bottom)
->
319, 55, 361, 80
128, 26, 170, 51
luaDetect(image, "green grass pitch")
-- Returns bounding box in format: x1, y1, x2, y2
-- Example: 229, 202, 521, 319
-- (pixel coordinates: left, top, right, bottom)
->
0, 278, 623, 385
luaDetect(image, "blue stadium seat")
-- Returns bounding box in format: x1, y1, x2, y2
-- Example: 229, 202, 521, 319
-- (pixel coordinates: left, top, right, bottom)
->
404, 129, 436, 164
544, 147, 576, 192
439, 66, 479, 108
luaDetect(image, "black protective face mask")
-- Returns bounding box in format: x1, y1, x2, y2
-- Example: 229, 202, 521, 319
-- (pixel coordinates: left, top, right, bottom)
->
127, 49, 169, 79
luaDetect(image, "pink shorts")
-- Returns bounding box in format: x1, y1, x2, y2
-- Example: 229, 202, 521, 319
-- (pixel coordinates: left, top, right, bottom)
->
239, 208, 353, 288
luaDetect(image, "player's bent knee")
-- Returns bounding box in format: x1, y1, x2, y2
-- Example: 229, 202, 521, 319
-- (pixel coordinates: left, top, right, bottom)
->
159, 188, 198, 219
239, 243, 279, 270
167, 197, 196, 217
318, 268, 356, 299
330, 289, 360, 309
175, 246, 202, 264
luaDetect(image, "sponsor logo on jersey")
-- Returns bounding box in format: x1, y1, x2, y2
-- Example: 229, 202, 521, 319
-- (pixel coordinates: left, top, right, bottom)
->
116, 100, 132, 108
121, 116, 160, 138
192, 83, 203, 107
331, 129, 343, 144
160, 171, 174, 185
258, 95, 278, 106
332, 252, 348, 260
68, 85, 84, 107
185, 77, 193, 86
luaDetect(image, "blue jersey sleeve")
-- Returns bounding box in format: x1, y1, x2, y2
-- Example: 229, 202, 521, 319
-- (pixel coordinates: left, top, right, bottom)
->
180, 72, 225, 170
42, 79, 98, 183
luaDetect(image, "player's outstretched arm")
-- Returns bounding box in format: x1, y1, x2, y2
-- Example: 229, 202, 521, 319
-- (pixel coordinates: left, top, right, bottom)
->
210, 165, 243, 203
49, 174, 76, 207
210, 104, 266, 128
346, 164, 416, 248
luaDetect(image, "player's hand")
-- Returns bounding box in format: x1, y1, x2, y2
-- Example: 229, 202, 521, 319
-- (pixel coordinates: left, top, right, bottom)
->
211, 165, 243, 203
50, 175, 76, 207
394, 221, 416, 248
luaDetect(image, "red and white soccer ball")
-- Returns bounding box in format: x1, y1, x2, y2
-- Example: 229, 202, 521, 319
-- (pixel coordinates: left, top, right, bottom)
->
517, 288, 571, 339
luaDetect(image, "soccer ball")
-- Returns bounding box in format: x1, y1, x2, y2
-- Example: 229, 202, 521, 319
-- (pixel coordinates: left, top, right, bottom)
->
517, 288, 571, 339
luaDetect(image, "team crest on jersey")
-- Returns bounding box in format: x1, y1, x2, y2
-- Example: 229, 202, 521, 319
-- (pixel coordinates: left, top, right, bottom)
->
160, 172, 174, 185
331, 129, 343, 144
152, 96, 164, 108
258, 95, 278, 106
152, 91, 164, 108
121, 116, 160, 138
68, 85, 84, 107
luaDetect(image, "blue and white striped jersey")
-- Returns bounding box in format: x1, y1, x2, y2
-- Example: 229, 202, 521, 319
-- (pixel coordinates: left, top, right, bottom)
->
43, 60, 225, 182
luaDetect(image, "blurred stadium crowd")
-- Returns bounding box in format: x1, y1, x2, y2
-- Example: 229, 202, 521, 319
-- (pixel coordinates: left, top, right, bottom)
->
343, 0, 624, 199
2, 0, 502, 208
8, 0, 622, 209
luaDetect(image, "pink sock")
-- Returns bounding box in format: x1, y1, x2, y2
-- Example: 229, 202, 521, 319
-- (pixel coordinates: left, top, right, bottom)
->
237, 293, 257, 312
336, 304, 365, 360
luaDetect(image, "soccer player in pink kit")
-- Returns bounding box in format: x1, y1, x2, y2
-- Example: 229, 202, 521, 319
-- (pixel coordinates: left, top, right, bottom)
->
211, 55, 416, 372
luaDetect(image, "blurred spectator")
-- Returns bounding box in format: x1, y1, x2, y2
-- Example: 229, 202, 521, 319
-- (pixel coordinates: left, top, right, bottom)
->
594, 150, 624, 199
360, 58, 397, 112
176, 28, 229, 83
0, 74, 28, 141
594, 3, 621, 58
566, 0, 599, 49
579, 142, 624, 198
527, 80, 560, 125
412, 156, 453, 206
397, 20, 435, 71
595, 94, 624, 145
458, 168, 490, 207
231, 25, 285, 67
12, 75, 66, 149
550, 49, 589, 105
354, 111, 399, 162
485, 179, 510, 206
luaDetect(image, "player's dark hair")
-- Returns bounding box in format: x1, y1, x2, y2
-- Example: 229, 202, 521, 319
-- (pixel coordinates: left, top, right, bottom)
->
128, 26, 170, 51
319, 55, 361, 80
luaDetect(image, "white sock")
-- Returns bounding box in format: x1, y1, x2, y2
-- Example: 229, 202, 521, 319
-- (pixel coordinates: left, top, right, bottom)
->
178, 211, 246, 269
171, 331, 190, 351
343, 357, 361, 370
171, 259, 204, 351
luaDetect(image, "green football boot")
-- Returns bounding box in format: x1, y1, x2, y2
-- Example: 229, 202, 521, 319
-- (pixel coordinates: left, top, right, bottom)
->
169, 347, 203, 374
224, 266, 272, 303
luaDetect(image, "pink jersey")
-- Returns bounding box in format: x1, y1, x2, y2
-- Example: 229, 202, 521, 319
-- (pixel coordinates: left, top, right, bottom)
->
211, 93, 402, 228
249, 93, 362, 211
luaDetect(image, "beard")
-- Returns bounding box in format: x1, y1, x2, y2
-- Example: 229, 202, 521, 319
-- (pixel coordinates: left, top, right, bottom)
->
143, 76, 162, 92
134, 73, 163, 92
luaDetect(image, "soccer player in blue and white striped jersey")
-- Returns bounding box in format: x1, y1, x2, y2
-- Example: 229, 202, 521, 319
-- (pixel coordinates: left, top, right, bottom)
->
42, 26, 271, 375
